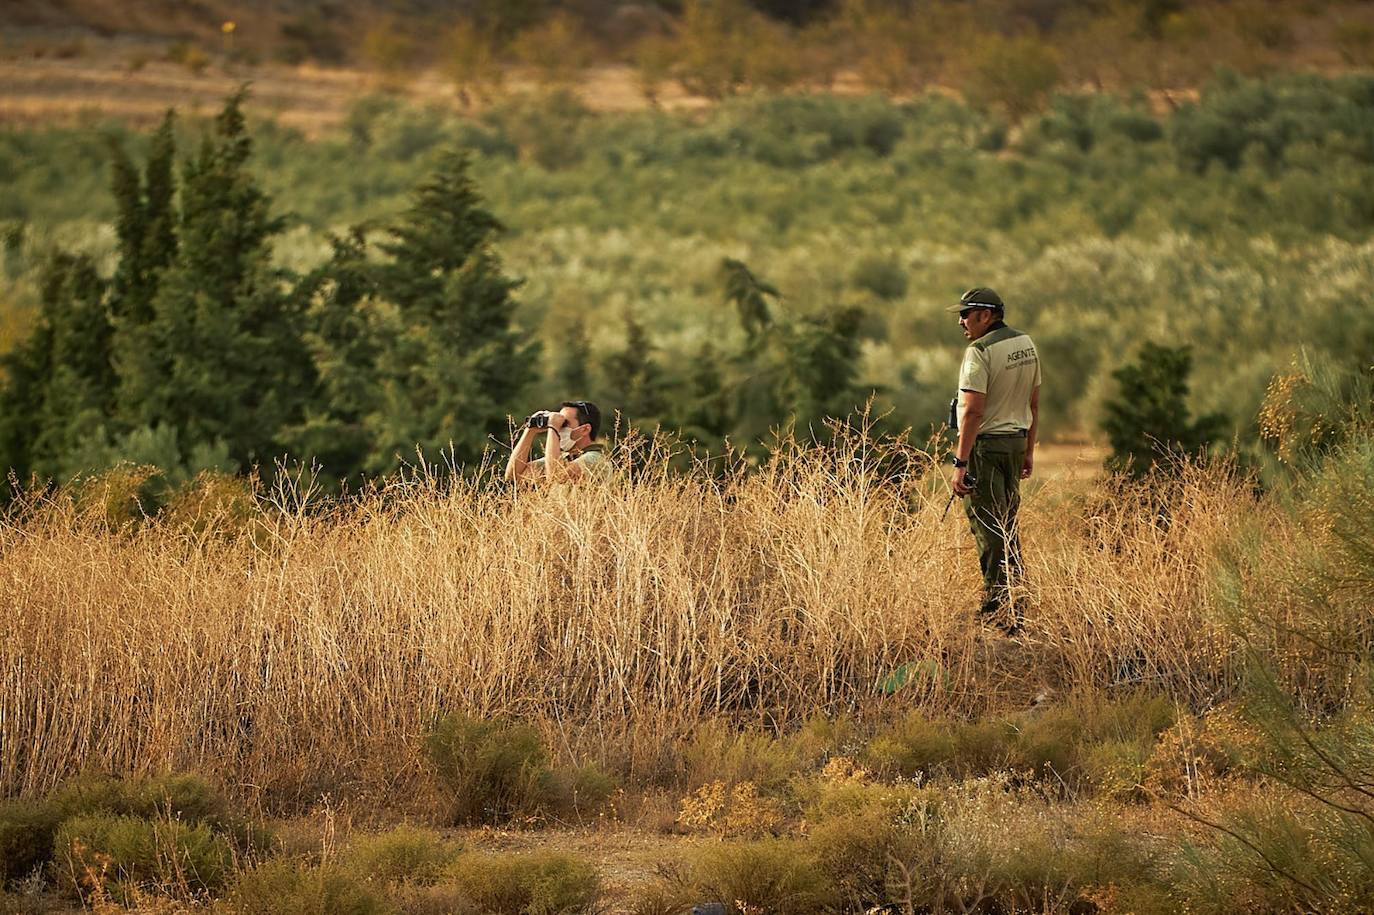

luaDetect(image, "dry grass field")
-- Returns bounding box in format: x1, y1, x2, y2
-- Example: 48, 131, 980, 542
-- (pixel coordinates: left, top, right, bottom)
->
0, 431, 1240, 806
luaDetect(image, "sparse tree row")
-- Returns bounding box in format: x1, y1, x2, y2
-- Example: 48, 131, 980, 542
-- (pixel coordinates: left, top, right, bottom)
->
0, 93, 876, 500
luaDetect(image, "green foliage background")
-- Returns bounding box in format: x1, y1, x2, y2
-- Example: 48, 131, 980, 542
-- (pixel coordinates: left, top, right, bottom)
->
2, 71, 1373, 482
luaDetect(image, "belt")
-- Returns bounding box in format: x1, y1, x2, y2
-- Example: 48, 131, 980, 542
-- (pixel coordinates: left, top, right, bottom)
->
977, 430, 1028, 440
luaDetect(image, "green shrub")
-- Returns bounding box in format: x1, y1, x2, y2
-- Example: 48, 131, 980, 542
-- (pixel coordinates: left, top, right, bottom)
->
52, 813, 234, 902
0, 799, 60, 883
1009, 706, 1086, 782
443, 851, 600, 915
547, 763, 620, 821
685, 839, 835, 915
678, 720, 801, 794
423, 713, 553, 824
343, 826, 458, 887
862, 710, 957, 778
391, 882, 480, 915
48, 772, 263, 849
808, 813, 913, 910
1170, 794, 1374, 915
849, 255, 907, 302
1082, 739, 1151, 801
949, 718, 1015, 775
228, 861, 390, 915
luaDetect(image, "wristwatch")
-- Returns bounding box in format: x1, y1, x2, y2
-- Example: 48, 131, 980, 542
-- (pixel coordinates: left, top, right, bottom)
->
951, 457, 969, 468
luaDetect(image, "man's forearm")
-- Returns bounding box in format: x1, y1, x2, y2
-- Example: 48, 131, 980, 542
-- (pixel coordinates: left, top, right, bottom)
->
505, 429, 538, 481
956, 410, 983, 461
543, 429, 565, 482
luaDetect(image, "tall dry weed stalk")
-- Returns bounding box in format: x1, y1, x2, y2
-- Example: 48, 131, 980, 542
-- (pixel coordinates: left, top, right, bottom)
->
0, 430, 1266, 804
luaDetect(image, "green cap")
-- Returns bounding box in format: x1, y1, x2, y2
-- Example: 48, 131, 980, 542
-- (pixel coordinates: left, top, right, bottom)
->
946, 287, 1005, 313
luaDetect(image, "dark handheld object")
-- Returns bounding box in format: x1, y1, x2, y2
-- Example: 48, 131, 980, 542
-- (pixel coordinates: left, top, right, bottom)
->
526, 411, 550, 429
941, 467, 976, 521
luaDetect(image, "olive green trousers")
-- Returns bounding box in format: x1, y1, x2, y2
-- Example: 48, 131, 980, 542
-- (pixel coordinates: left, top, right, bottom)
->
964, 437, 1027, 626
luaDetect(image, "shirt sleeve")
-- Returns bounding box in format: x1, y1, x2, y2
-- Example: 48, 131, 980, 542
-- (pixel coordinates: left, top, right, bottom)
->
958, 346, 989, 394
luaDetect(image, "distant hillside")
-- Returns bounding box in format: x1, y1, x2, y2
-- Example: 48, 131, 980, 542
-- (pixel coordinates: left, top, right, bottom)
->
1, 0, 1371, 135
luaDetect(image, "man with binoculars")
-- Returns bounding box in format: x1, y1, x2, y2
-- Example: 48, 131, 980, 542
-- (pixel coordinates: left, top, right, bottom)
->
949, 287, 1041, 635
503, 400, 609, 483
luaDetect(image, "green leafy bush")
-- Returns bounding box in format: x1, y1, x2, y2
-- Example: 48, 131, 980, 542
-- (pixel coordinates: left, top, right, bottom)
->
423, 713, 553, 824
685, 839, 835, 915
443, 851, 601, 915
52, 813, 234, 902
227, 861, 390, 915
343, 825, 458, 887
862, 710, 957, 778
0, 799, 60, 883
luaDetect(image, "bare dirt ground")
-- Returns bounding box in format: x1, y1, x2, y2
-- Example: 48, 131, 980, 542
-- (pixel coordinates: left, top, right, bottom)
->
0, 54, 723, 136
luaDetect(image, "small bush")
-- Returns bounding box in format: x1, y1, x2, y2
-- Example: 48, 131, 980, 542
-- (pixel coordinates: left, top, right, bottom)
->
547, 763, 620, 822
343, 826, 458, 887
685, 839, 835, 915
1082, 739, 1151, 801
53, 814, 234, 902
161, 471, 258, 540
423, 713, 553, 824
950, 719, 1014, 775
228, 861, 389, 915
1010, 706, 1086, 783
678, 720, 801, 794
849, 255, 908, 302
443, 851, 600, 915
1144, 711, 1243, 799
863, 709, 957, 778
0, 800, 60, 883
676, 781, 784, 837
50, 772, 235, 835
809, 813, 914, 910
164, 42, 209, 75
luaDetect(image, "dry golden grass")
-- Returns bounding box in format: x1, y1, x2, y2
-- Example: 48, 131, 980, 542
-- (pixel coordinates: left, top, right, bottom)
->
0, 431, 1270, 807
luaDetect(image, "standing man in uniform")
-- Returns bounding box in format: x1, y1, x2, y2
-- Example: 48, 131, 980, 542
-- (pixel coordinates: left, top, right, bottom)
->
949, 288, 1041, 634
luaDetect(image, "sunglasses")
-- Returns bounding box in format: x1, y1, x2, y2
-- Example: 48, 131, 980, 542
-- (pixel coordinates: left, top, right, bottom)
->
571, 401, 592, 425
959, 307, 981, 320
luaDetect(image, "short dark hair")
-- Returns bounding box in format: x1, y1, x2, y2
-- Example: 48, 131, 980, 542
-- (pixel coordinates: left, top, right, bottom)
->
562, 401, 601, 440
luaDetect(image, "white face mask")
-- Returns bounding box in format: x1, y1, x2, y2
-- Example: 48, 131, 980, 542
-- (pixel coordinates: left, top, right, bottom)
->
559, 426, 576, 452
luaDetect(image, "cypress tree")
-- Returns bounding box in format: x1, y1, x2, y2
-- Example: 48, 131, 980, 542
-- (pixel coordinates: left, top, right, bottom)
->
119, 91, 309, 469
108, 111, 178, 327
30, 254, 116, 479
284, 230, 384, 486
0, 316, 52, 499
602, 310, 667, 428
0, 253, 116, 490
553, 314, 592, 397
366, 151, 535, 470
778, 304, 868, 427
674, 340, 733, 449
1102, 342, 1226, 476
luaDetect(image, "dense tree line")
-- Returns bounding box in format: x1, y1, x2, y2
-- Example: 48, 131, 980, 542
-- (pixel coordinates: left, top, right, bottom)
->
0, 93, 875, 499
0, 93, 534, 497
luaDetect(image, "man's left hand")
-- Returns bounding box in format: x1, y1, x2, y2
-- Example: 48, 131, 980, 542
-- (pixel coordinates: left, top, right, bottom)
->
1021, 453, 1034, 479
952, 467, 972, 497
545, 412, 569, 430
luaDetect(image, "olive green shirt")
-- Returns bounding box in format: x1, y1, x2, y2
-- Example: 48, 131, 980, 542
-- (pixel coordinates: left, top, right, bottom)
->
958, 324, 1041, 435
536, 444, 611, 478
